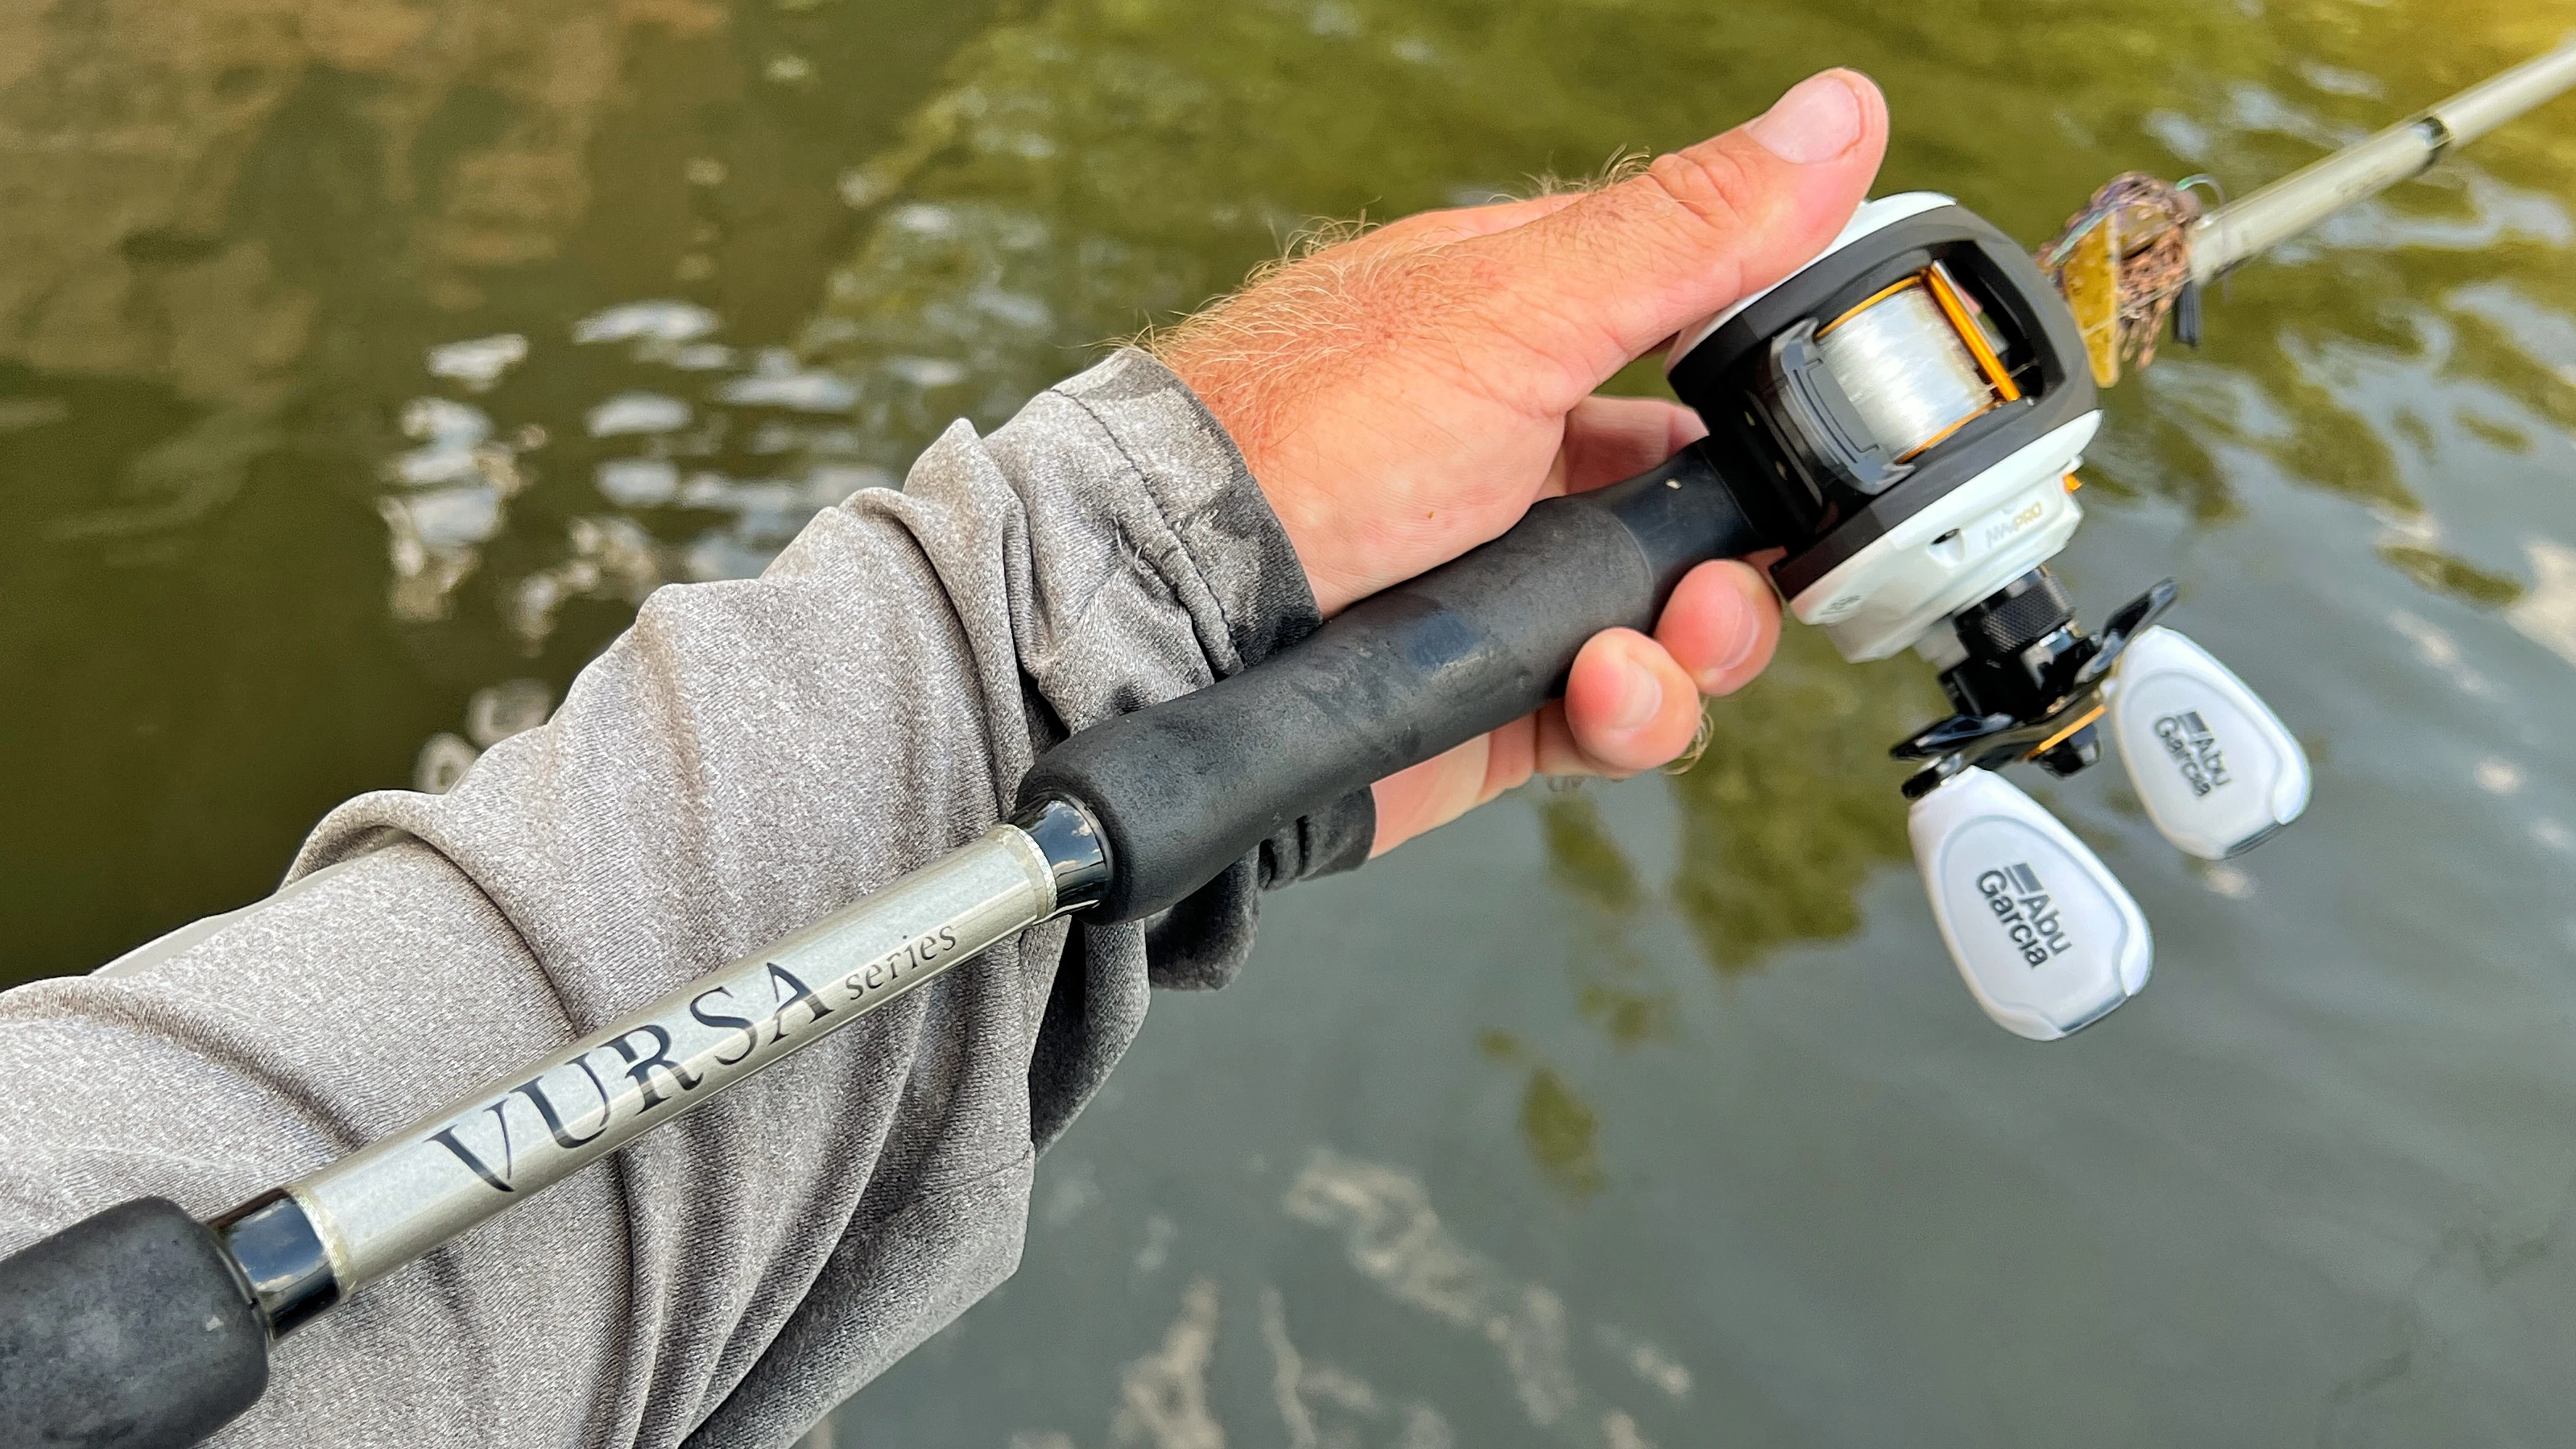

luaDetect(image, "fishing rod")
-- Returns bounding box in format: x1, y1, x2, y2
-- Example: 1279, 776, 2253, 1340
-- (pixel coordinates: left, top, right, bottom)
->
6, 39, 2574, 1448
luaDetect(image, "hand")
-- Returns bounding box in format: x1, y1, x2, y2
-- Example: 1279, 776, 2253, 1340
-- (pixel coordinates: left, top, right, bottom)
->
1156, 70, 1890, 853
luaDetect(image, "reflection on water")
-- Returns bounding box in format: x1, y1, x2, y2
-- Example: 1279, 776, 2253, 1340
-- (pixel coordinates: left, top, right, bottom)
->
2375, 541, 2525, 611
0, 0, 1001, 975
2511, 541, 2576, 668
1664, 628, 1936, 974
970, 1147, 1698, 1448
1536, 794, 1675, 1051
412, 677, 553, 794
1540, 794, 1642, 918
7, 0, 2570, 979
1506, 627, 1933, 1192
1478, 1027, 1610, 1198
1282, 1149, 1602, 1437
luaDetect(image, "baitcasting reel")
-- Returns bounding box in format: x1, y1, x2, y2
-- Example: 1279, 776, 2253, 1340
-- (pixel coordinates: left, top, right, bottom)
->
1662, 194, 2309, 1039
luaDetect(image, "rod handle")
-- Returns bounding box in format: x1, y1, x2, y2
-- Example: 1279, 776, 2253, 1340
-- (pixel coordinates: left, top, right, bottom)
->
0, 1197, 270, 1449
1019, 443, 1764, 923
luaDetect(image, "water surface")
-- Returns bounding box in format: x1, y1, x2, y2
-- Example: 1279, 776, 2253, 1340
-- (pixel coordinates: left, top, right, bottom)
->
6, 0, 2576, 1443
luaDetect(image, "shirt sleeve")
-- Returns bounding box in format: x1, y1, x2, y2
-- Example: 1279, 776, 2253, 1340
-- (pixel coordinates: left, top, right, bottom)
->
0, 348, 1371, 1449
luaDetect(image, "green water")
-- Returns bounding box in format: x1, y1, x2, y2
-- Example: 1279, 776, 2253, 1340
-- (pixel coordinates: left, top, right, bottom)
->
9, 0, 2576, 1442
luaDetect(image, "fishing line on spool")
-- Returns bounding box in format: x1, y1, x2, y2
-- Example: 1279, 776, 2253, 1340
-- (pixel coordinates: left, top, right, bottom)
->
1810, 265, 2020, 463
1809, 173, 2217, 430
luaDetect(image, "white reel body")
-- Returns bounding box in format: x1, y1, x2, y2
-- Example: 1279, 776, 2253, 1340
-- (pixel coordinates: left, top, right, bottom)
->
1666, 192, 2104, 664
1909, 768, 2152, 1041
1789, 416, 2095, 662
1658, 191, 2305, 1041
2107, 626, 2312, 859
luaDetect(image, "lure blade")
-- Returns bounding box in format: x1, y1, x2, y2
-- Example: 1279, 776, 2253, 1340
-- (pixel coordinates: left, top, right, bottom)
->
2059, 215, 2123, 387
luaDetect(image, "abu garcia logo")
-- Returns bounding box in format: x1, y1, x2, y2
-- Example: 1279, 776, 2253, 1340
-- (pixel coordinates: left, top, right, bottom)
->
2155, 710, 2231, 797
1977, 863, 2073, 968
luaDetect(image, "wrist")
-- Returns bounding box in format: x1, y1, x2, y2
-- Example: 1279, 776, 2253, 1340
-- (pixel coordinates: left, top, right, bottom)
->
1157, 353, 1363, 617
1088, 348, 1333, 665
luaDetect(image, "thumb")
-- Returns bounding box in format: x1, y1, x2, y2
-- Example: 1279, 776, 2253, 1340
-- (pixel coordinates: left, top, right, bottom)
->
1460, 69, 1888, 402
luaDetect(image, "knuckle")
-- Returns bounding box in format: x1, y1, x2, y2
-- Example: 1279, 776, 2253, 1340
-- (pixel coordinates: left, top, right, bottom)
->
1643, 146, 1759, 241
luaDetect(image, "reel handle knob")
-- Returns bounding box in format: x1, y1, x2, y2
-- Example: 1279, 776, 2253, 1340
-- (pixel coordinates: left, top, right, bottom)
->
1909, 767, 2153, 1040
2104, 627, 2311, 859
1019, 443, 1765, 925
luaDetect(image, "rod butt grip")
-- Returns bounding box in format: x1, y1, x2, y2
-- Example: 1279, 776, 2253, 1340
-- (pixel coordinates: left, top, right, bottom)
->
0, 1197, 270, 1449
1022, 445, 1761, 923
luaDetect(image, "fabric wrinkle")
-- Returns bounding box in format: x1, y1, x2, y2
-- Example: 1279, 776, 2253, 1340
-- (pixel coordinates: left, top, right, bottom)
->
0, 349, 1366, 1449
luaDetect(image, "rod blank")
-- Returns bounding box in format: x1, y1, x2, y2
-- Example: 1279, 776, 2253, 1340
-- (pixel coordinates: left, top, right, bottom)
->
2192, 39, 2576, 282
296, 822, 1062, 1295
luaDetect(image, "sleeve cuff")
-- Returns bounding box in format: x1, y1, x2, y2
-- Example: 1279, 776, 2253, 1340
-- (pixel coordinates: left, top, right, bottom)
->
1037, 350, 1374, 990
1046, 348, 1324, 673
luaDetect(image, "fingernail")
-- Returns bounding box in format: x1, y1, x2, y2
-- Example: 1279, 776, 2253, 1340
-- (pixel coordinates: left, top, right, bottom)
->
1611, 656, 1664, 732
1748, 72, 1863, 164
1693, 586, 1764, 691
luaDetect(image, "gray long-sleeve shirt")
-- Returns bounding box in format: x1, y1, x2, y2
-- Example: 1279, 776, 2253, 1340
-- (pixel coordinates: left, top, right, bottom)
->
0, 350, 1370, 1447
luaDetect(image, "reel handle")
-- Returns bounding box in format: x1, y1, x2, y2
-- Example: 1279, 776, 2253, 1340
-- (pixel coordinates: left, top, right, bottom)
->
2104, 626, 2311, 859
1019, 442, 1764, 924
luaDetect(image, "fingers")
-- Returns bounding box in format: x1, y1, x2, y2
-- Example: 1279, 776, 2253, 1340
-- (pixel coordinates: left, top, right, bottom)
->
1553, 563, 1779, 769
1557, 628, 1706, 773
1455, 70, 1889, 404
1367, 559, 1784, 855
1652, 559, 1780, 696
1545, 395, 1709, 498
1550, 563, 1778, 772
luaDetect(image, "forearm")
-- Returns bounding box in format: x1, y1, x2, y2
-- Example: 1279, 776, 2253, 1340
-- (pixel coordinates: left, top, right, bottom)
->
0, 350, 1362, 1447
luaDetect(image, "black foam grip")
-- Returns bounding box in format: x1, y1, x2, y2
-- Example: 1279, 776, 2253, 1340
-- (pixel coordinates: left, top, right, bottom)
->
1019, 443, 1764, 923
0, 1197, 269, 1449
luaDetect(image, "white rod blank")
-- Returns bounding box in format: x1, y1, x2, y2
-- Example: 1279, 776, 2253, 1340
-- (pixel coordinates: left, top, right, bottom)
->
2192, 39, 2576, 282
291, 826, 1056, 1290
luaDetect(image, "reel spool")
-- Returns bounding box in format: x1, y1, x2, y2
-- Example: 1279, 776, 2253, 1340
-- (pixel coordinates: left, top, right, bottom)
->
1660, 192, 2309, 1038
1813, 263, 2018, 465
1668, 195, 2107, 668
